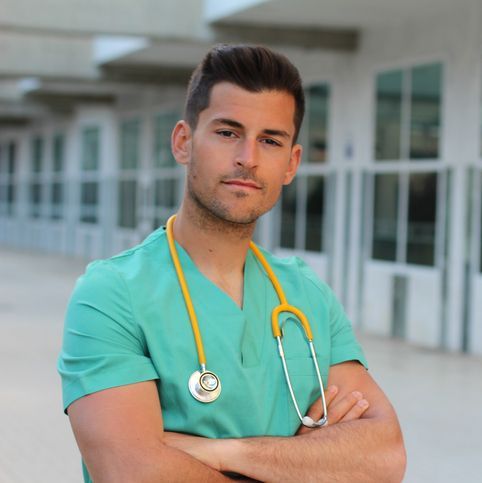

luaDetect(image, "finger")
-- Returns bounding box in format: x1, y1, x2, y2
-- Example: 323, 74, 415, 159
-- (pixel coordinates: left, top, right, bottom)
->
296, 386, 338, 435
339, 398, 370, 422
328, 391, 364, 425
305, 385, 338, 420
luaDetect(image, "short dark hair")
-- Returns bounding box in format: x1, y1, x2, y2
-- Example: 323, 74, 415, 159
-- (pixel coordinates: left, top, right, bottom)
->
184, 44, 305, 143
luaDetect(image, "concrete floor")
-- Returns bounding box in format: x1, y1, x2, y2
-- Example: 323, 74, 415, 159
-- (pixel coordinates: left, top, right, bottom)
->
0, 246, 481, 482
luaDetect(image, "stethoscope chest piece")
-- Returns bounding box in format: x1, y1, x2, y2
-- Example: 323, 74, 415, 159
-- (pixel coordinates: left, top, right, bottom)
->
188, 370, 221, 403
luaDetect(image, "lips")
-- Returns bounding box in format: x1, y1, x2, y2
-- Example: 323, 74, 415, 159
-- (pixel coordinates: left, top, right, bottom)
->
222, 179, 262, 189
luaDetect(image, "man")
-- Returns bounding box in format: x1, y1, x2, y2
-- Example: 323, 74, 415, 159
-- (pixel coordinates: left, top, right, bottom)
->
58, 44, 406, 482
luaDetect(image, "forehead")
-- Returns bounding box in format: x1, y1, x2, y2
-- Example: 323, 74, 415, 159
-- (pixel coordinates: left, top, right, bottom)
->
200, 82, 296, 134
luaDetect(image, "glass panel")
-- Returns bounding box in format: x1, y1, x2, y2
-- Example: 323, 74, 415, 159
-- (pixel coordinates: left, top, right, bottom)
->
410, 63, 442, 159
53, 134, 64, 173
305, 176, 324, 251
6, 188, 15, 216
0, 185, 6, 215
372, 174, 399, 261
51, 182, 63, 219
29, 182, 42, 218
280, 181, 296, 249
81, 127, 100, 171
406, 172, 437, 265
31, 137, 43, 173
375, 70, 403, 160
154, 112, 178, 167
307, 84, 329, 163
8, 142, 16, 174
154, 179, 176, 208
118, 179, 137, 228
480, 184, 482, 272
120, 120, 140, 170
80, 181, 98, 223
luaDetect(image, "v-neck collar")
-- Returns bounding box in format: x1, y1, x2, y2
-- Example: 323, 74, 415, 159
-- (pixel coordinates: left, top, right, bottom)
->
172, 236, 254, 316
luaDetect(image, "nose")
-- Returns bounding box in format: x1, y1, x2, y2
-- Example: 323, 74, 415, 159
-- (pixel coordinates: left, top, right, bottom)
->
234, 138, 258, 169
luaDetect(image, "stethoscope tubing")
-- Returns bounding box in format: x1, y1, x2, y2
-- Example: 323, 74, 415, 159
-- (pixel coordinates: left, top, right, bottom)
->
166, 214, 328, 426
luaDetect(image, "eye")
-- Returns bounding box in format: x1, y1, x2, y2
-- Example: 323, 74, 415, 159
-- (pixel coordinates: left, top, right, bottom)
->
261, 138, 282, 147
216, 130, 237, 138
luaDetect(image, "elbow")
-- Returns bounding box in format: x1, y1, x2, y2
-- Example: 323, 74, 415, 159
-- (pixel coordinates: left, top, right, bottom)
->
391, 440, 407, 483
384, 427, 407, 483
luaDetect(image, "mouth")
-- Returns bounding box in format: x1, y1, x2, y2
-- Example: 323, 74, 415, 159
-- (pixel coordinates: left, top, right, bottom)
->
222, 179, 262, 190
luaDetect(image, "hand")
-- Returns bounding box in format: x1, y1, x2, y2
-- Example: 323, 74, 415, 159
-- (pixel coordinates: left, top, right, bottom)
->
296, 385, 369, 435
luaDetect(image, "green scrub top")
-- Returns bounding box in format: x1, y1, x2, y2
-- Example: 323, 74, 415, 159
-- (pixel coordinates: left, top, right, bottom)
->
58, 227, 367, 482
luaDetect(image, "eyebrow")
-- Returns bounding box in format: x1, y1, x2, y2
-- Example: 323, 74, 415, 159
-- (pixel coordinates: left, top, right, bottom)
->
212, 118, 291, 140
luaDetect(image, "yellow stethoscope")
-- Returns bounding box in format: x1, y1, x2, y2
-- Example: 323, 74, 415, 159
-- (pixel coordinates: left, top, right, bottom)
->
166, 215, 328, 428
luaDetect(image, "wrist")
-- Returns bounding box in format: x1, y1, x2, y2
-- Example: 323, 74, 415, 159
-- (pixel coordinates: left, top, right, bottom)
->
217, 438, 245, 473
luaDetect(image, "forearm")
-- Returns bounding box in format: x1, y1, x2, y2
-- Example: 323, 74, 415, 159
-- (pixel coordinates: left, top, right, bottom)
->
218, 417, 405, 483
84, 440, 231, 483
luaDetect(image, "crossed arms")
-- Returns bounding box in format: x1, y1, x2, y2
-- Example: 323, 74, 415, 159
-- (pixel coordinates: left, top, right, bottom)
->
68, 361, 406, 482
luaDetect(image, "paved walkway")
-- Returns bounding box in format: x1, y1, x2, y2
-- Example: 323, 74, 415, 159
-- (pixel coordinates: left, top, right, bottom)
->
0, 246, 481, 482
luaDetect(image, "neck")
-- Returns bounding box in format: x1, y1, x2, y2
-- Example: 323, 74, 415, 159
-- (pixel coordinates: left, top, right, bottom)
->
171, 202, 256, 307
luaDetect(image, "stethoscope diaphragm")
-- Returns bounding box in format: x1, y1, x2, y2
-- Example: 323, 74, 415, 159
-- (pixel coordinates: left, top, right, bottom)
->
188, 370, 222, 403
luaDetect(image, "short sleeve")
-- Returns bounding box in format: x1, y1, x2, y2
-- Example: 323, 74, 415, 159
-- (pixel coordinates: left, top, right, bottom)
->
296, 258, 368, 369
57, 260, 159, 413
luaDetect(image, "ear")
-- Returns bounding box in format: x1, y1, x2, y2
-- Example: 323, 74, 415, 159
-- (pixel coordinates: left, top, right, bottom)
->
171, 120, 192, 166
283, 143, 302, 185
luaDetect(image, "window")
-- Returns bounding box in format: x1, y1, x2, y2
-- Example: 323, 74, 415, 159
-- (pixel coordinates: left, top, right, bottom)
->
50, 134, 64, 220
29, 137, 44, 218
118, 119, 140, 229
372, 63, 443, 267
81, 127, 100, 171
80, 181, 98, 223
306, 85, 330, 163
406, 172, 437, 265
280, 182, 296, 248
279, 83, 330, 251
80, 127, 100, 223
479, 173, 482, 273
372, 174, 399, 261
150, 111, 181, 229
371, 172, 438, 266
375, 71, 403, 160
0, 142, 16, 217
154, 112, 178, 167
375, 63, 442, 161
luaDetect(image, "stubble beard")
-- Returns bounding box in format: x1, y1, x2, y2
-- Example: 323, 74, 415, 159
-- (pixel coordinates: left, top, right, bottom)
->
185, 163, 276, 238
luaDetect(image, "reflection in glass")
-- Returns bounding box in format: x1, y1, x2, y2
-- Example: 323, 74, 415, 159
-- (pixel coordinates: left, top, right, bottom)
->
307, 85, 329, 163
280, 182, 296, 249
80, 181, 98, 223
154, 112, 178, 167
372, 174, 399, 261
375, 70, 403, 160
305, 176, 324, 251
82, 127, 100, 171
118, 180, 137, 228
120, 120, 140, 170
406, 172, 437, 265
410, 64, 442, 159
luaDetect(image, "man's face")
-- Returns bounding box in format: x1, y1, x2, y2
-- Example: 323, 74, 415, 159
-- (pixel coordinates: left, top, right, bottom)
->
173, 82, 302, 225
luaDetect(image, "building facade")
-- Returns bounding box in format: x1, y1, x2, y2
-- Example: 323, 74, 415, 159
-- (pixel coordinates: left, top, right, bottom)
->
1, 0, 481, 355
